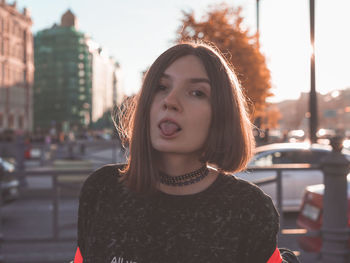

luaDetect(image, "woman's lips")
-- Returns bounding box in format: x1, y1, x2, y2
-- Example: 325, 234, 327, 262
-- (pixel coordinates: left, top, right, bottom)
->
159, 120, 182, 137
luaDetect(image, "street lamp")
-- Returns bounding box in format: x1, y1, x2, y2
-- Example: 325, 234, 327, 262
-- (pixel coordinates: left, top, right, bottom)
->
256, 0, 260, 45
309, 0, 318, 143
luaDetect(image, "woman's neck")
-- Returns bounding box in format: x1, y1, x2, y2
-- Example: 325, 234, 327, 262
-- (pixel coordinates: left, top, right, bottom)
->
157, 153, 203, 176
157, 153, 219, 196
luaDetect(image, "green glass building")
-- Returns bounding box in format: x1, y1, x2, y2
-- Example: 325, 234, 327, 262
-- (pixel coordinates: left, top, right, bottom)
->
33, 10, 92, 132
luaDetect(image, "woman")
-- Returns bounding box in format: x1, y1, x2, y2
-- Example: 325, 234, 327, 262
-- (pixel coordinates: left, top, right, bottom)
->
74, 42, 291, 263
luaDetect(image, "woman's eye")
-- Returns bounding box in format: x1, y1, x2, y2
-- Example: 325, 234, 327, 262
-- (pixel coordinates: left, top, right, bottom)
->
191, 90, 205, 97
157, 85, 167, 91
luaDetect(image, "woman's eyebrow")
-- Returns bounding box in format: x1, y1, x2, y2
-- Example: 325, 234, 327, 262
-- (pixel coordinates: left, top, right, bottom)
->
161, 73, 210, 84
160, 73, 171, 80
189, 78, 211, 85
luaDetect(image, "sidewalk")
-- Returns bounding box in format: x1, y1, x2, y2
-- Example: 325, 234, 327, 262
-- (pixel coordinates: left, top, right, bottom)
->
3, 242, 75, 263
2, 197, 78, 262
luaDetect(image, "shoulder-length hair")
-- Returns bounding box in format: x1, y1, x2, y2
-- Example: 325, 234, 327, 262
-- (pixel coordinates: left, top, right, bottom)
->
117, 41, 255, 193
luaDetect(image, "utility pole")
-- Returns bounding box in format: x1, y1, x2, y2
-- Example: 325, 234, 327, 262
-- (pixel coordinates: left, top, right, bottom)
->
256, 0, 260, 45
254, 0, 262, 130
309, 0, 318, 143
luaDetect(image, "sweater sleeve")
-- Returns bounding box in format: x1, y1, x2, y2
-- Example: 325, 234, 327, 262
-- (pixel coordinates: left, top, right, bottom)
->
240, 184, 280, 263
76, 164, 123, 259
76, 169, 100, 258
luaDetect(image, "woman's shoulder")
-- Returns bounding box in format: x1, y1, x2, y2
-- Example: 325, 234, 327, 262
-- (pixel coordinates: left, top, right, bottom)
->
219, 174, 278, 216
86, 163, 125, 181
234, 175, 279, 221
80, 163, 126, 197
219, 174, 270, 200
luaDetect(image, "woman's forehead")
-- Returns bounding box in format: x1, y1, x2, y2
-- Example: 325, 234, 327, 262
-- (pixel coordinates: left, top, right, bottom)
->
162, 55, 209, 80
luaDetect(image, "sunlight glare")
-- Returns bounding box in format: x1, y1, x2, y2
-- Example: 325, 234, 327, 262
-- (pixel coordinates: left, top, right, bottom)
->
308, 43, 315, 57
343, 139, 350, 149
331, 90, 340, 98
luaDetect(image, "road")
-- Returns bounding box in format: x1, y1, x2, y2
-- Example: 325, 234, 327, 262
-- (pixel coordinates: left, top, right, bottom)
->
2, 198, 78, 262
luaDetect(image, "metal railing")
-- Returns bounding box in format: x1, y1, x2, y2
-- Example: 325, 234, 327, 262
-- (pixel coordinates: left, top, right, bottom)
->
0, 139, 124, 166
0, 165, 319, 258
248, 163, 320, 230
0, 169, 93, 243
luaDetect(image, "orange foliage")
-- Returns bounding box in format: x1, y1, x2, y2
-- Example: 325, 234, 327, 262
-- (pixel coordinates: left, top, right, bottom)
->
176, 4, 273, 119
264, 106, 282, 129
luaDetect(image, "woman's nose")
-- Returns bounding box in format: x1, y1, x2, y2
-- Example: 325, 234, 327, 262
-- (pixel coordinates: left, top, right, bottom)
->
162, 88, 181, 112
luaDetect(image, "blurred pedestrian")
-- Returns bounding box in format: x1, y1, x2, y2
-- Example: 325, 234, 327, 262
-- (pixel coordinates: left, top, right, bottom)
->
74, 42, 298, 263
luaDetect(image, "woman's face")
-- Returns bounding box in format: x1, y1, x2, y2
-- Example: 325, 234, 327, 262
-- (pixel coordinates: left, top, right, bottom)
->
150, 55, 212, 157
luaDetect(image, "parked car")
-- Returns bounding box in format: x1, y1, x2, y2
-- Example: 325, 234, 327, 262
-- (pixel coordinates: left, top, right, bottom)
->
316, 128, 336, 140
24, 142, 43, 160
287, 130, 306, 142
0, 157, 20, 204
296, 177, 350, 252
343, 138, 350, 151
236, 142, 350, 212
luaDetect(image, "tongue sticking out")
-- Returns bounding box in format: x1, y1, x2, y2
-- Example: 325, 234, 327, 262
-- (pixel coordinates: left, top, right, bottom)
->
160, 121, 180, 136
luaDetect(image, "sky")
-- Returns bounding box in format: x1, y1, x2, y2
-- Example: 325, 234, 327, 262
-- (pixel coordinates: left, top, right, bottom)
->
14, 0, 350, 102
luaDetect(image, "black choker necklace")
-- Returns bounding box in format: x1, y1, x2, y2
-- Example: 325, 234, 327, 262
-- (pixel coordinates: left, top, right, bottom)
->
159, 165, 209, 186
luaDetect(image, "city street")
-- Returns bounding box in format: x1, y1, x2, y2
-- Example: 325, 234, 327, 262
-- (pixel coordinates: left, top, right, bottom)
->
0, 142, 319, 262
1, 142, 128, 262
2, 198, 78, 263
1, 0, 349, 261
1, 197, 319, 262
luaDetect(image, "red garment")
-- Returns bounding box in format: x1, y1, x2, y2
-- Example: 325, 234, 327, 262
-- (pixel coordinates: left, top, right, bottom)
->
267, 247, 282, 263
74, 247, 83, 263
73, 246, 282, 263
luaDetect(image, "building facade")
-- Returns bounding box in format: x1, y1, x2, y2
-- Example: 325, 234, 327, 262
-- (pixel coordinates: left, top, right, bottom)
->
0, 0, 34, 133
88, 41, 120, 124
276, 87, 350, 133
34, 10, 92, 133
34, 10, 122, 134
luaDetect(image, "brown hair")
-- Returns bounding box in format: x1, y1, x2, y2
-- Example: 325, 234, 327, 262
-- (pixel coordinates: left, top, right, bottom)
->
117, 41, 255, 193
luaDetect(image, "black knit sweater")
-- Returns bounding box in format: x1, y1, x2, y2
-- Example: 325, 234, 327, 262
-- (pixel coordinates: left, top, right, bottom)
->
77, 164, 279, 263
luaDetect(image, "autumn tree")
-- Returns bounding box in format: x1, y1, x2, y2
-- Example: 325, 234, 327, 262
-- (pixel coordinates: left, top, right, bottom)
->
176, 4, 272, 120
263, 105, 282, 129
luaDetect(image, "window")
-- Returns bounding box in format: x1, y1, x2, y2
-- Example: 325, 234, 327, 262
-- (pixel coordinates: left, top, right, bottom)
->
78, 70, 85, 77
8, 114, 14, 128
4, 38, 8, 56
18, 115, 23, 129
308, 151, 330, 165
250, 151, 295, 167
249, 153, 273, 167
4, 20, 9, 33
0, 113, 3, 127
23, 70, 26, 83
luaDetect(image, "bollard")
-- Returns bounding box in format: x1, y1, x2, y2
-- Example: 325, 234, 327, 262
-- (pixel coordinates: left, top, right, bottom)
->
68, 142, 74, 160
321, 137, 350, 263
0, 171, 3, 263
80, 143, 86, 156
15, 135, 27, 187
